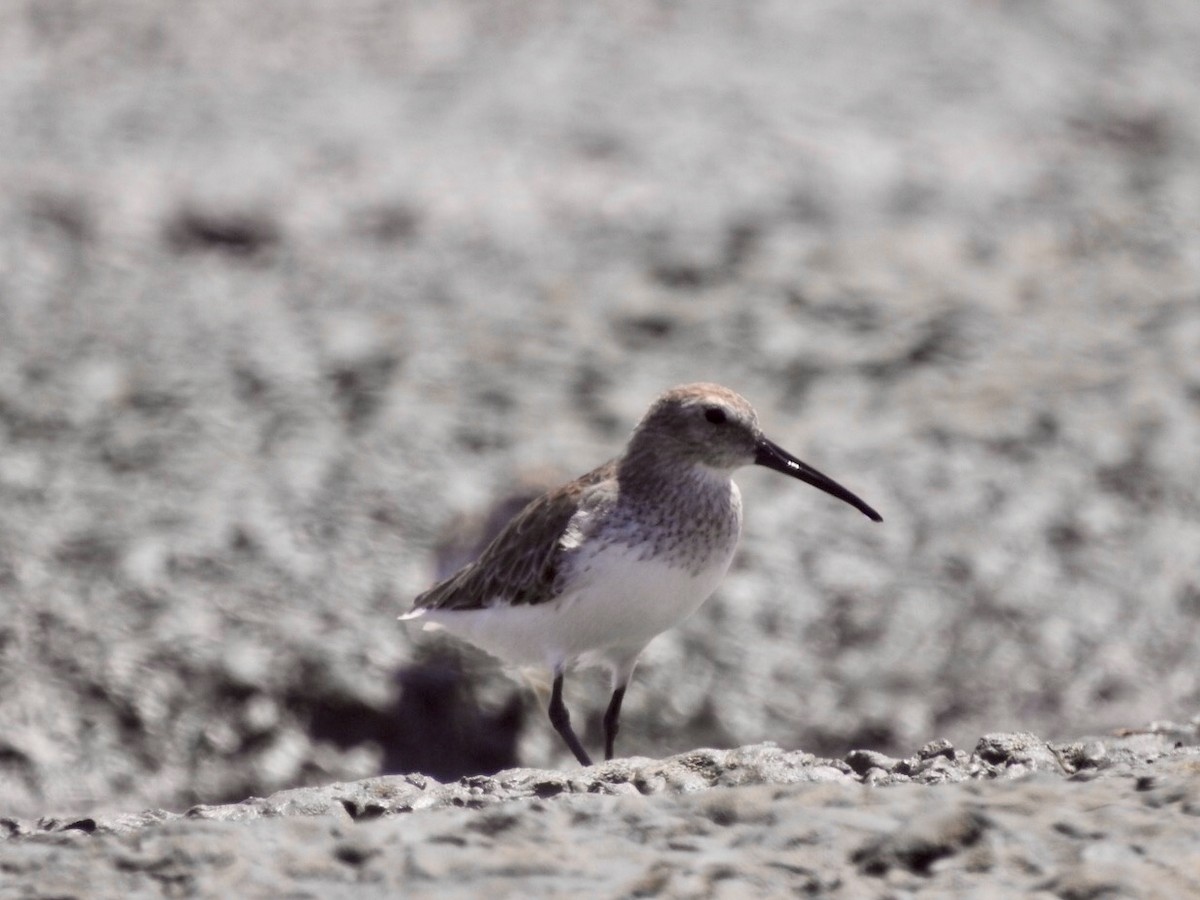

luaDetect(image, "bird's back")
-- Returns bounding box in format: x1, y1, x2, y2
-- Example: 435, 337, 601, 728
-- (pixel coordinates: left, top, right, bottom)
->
409, 460, 619, 614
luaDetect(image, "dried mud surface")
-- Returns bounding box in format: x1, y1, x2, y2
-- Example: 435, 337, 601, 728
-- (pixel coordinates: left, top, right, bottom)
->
2, 0, 1200, 895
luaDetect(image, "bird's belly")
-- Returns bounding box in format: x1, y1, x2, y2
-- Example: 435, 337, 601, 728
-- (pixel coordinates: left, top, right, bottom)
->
418, 541, 736, 671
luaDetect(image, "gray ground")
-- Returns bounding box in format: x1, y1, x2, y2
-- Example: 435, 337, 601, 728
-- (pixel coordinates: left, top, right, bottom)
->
2, 0, 1200, 894
4, 733, 1200, 897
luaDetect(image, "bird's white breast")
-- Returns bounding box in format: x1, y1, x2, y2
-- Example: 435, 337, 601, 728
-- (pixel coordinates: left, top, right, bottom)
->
415, 536, 738, 674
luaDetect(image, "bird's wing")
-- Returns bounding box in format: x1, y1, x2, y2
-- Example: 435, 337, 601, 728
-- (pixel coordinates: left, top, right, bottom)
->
411, 460, 618, 612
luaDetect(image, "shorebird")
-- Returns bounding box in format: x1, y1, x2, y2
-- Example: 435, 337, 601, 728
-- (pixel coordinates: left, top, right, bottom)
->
401, 383, 881, 766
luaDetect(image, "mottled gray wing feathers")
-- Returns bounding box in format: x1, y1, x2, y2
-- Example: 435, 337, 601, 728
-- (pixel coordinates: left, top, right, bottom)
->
411, 461, 617, 612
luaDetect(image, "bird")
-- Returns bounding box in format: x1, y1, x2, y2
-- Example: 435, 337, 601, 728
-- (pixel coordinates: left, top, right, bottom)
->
401, 383, 882, 766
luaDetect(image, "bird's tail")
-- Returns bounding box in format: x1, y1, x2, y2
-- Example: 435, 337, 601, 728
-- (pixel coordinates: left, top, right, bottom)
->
397, 608, 445, 631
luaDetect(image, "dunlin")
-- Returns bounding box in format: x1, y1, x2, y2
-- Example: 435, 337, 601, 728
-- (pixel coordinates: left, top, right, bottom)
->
402, 383, 881, 766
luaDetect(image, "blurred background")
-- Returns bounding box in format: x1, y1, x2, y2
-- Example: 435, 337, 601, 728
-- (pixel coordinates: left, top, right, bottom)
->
2, 1, 1198, 819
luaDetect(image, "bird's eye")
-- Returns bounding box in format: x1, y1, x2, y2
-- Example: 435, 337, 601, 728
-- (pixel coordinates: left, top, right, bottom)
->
704, 406, 727, 425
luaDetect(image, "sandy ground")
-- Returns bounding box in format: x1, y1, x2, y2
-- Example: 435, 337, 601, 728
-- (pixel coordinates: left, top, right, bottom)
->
1, 0, 1199, 892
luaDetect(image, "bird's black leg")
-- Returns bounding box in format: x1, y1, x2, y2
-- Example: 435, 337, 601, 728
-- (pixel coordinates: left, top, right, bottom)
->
548, 670, 593, 766
603, 684, 626, 761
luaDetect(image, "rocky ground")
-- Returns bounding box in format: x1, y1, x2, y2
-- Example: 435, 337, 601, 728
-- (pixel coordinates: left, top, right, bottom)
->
3, 731, 1200, 897
2, 0, 1200, 894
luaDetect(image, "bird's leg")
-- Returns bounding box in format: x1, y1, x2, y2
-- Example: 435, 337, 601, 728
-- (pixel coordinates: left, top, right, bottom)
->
548, 670, 593, 766
603, 684, 626, 761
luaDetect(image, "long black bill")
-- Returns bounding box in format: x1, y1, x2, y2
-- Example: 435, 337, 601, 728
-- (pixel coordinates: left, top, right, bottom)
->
755, 436, 882, 522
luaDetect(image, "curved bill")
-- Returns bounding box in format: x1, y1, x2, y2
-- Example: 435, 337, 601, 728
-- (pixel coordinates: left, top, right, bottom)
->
754, 437, 882, 522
